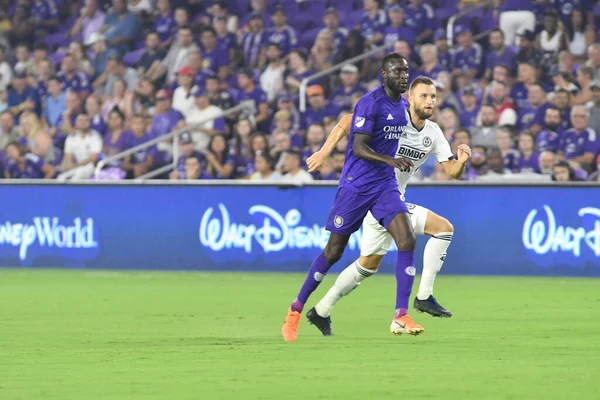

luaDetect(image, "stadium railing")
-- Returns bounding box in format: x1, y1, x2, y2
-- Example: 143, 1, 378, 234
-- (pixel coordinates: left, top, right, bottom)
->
298, 42, 395, 113
92, 100, 256, 180
446, 0, 495, 48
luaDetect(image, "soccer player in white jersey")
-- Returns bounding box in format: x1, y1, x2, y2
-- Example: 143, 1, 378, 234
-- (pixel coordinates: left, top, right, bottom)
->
305, 76, 472, 336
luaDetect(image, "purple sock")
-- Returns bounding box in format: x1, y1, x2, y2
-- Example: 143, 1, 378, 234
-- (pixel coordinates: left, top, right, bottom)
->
395, 250, 415, 315
292, 253, 332, 312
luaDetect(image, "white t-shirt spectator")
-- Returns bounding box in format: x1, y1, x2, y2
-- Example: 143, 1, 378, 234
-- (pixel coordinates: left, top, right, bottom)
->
185, 103, 224, 151
283, 169, 314, 183
64, 129, 103, 164
0, 61, 12, 92
173, 85, 198, 117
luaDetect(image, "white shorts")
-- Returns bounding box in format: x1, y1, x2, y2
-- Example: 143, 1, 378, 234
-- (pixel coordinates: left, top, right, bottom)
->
360, 203, 429, 256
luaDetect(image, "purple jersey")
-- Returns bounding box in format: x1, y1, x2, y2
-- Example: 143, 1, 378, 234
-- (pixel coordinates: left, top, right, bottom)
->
452, 44, 483, 74
485, 47, 517, 74
504, 149, 520, 171
155, 13, 176, 43
384, 26, 416, 47
7, 153, 45, 179
329, 85, 367, 111
509, 82, 529, 111
126, 131, 157, 164
515, 152, 540, 173
404, 3, 435, 33
202, 46, 230, 72
537, 129, 562, 152
417, 65, 447, 81
217, 33, 237, 52
103, 130, 128, 159
560, 128, 600, 159
262, 25, 298, 56
31, 0, 58, 25
459, 106, 480, 130
58, 71, 92, 93
531, 102, 552, 128
236, 87, 268, 117
149, 109, 183, 140
438, 51, 452, 70
360, 10, 387, 42
340, 86, 409, 194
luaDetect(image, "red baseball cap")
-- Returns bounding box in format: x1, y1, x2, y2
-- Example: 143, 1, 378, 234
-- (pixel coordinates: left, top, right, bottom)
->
596, 154, 600, 164
156, 89, 170, 100
176, 66, 194, 76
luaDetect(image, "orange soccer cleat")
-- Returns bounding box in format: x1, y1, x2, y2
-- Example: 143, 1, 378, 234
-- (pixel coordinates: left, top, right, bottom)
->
282, 307, 302, 342
390, 314, 425, 336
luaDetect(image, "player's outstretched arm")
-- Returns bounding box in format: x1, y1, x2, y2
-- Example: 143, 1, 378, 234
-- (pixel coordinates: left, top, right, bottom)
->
353, 133, 414, 170
443, 144, 472, 179
307, 114, 353, 172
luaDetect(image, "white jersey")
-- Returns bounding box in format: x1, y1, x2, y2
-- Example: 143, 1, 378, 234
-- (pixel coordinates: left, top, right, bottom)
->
394, 115, 453, 194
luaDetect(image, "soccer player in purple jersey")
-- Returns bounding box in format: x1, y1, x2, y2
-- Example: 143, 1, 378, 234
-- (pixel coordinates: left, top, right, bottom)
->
282, 54, 423, 342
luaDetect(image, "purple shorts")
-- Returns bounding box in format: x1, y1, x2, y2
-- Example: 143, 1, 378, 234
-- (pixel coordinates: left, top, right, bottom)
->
325, 186, 409, 235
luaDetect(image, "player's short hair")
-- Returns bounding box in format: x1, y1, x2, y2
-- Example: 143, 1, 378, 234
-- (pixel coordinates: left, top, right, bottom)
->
381, 52, 406, 72
409, 76, 435, 92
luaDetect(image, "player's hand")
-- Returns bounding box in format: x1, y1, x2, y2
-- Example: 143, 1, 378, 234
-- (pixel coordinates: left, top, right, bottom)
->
387, 156, 413, 171
307, 150, 328, 172
457, 144, 472, 164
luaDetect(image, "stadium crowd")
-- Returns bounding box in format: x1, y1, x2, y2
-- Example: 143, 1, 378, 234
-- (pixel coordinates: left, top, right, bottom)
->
0, 0, 599, 182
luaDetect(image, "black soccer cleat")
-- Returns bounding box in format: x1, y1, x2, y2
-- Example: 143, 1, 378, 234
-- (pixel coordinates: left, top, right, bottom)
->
306, 307, 335, 336
414, 295, 453, 318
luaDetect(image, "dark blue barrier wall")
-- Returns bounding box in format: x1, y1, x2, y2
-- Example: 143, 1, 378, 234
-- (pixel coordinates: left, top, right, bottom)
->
0, 183, 599, 276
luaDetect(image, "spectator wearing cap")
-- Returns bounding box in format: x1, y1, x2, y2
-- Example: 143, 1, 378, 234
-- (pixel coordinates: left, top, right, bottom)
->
102, 107, 128, 165
137, 32, 167, 78
319, 8, 348, 59
260, 43, 285, 103
433, 29, 451, 71
384, 6, 416, 47
564, 8, 596, 62
452, 25, 482, 81
87, 33, 111, 80
489, 81, 517, 126
101, 0, 140, 54
5, 141, 55, 179
8, 71, 40, 121
42, 76, 66, 129
214, 16, 238, 66
458, 85, 481, 130
281, 149, 313, 183
517, 30, 544, 67
553, 88, 573, 131
154, 0, 176, 48
559, 105, 599, 171
147, 26, 198, 84
587, 44, 600, 81
519, 84, 551, 134
471, 104, 499, 148
404, 0, 434, 45
71, 0, 106, 48
148, 89, 184, 164
537, 10, 565, 55
360, 0, 386, 48
301, 85, 340, 132
185, 88, 226, 152
167, 51, 213, 93
515, 131, 540, 173
200, 27, 230, 82
236, 68, 270, 131
285, 49, 314, 95
172, 66, 199, 117
241, 13, 266, 69
417, 44, 446, 82
587, 155, 600, 181
171, 131, 206, 180
571, 66, 594, 106
329, 64, 367, 112
58, 53, 92, 100
589, 81, 600, 134
58, 113, 102, 180
537, 106, 565, 153
249, 150, 281, 181
260, 6, 297, 58
484, 29, 517, 81
498, 0, 535, 46
122, 114, 156, 178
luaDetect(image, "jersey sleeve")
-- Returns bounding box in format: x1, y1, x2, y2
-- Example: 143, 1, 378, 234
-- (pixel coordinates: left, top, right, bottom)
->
585, 129, 599, 155
351, 97, 377, 136
433, 125, 454, 162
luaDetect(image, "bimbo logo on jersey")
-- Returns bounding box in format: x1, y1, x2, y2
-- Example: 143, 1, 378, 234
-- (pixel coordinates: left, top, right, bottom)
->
0, 217, 99, 261
383, 125, 406, 140
199, 203, 362, 256
397, 145, 426, 160
521, 205, 600, 266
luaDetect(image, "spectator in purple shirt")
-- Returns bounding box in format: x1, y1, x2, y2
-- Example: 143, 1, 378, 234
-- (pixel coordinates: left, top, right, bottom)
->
404, 0, 435, 44
553, 88, 573, 131
552, 159, 586, 181
458, 85, 481, 130
515, 131, 540, 173
85, 95, 106, 136
498, 0, 536, 46
241, 13, 265, 69
200, 27, 230, 81
58, 53, 92, 100
485, 29, 517, 81
103, 108, 128, 163
510, 62, 540, 113
237, 68, 270, 132
174, 154, 212, 180
384, 6, 416, 47
300, 85, 340, 132
537, 106, 564, 153
171, 131, 206, 180
329, 64, 367, 111
214, 16, 238, 65
205, 133, 235, 179
433, 28, 452, 71
319, 8, 348, 59
154, 0, 176, 48
559, 105, 599, 171
261, 5, 297, 57
496, 127, 519, 172
360, 0, 386, 48
5, 141, 55, 179
149, 89, 184, 164
452, 25, 483, 81
31, 0, 59, 37
519, 84, 551, 133
123, 114, 156, 178
418, 44, 447, 81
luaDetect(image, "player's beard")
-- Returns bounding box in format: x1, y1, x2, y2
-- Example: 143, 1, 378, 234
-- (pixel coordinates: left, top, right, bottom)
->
414, 105, 433, 120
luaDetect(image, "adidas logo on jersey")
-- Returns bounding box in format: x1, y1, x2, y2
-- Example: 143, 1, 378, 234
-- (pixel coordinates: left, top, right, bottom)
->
387, 113, 394, 120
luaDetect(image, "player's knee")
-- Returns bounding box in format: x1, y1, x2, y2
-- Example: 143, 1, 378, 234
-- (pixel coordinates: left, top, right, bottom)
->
440, 218, 454, 234
358, 255, 382, 271
395, 231, 416, 251
323, 244, 345, 264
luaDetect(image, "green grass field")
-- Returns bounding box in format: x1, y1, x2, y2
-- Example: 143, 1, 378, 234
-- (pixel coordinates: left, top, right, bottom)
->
0, 269, 598, 400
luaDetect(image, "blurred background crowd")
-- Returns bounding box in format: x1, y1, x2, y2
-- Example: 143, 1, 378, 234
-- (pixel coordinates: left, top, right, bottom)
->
0, 0, 599, 183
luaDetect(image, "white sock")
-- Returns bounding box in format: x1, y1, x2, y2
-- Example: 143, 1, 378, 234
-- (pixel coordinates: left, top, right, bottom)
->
315, 260, 376, 317
417, 232, 453, 300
